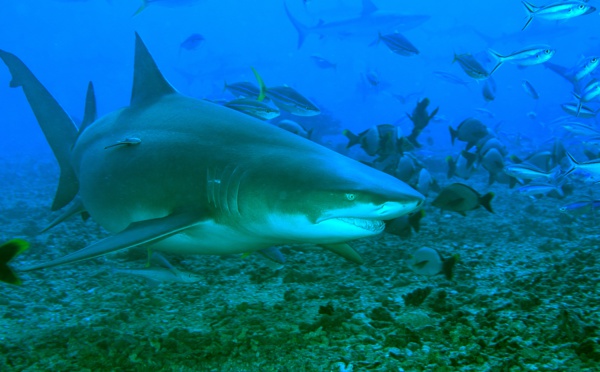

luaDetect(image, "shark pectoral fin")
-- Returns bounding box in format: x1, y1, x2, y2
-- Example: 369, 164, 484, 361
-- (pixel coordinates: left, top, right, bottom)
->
39, 197, 86, 234
257, 247, 286, 264
22, 211, 206, 272
318, 243, 364, 265
0, 49, 79, 211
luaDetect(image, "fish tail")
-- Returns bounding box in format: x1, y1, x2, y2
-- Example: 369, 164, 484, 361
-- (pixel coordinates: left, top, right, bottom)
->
480, 192, 495, 213
0, 239, 30, 285
408, 209, 425, 233
343, 129, 360, 148
572, 92, 583, 117
133, 0, 148, 16
223, 80, 228, 93
487, 49, 505, 75
251, 67, 267, 102
284, 1, 309, 49
445, 156, 456, 179
521, 1, 536, 30
442, 254, 459, 280
563, 152, 579, 176
448, 125, 458, 145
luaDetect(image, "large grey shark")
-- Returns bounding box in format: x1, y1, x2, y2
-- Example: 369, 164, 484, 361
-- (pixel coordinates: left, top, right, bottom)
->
0, 33, 423, 283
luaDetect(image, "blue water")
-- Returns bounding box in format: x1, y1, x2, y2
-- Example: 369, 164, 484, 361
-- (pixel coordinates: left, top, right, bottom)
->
1, 1, 600, 370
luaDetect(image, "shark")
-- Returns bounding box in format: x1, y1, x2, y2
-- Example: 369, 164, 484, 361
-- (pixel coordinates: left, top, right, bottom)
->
0, 33, 424, 284
284, 0, 430, 49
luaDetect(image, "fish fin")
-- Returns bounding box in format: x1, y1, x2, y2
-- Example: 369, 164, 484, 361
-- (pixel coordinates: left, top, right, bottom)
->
488, 172, 496, 186
408, 209, 425, 233
39, 197, 86, 233
446, 156, 456, 179
79, 81, 97, 134
0, 49, 79, 211
521, 16, 534, 31
429, 107, 439, 120
360, 0, 378, 16
22, 210, 206, 272
520, 1, 536, 30
342, 129, 361, 148
480, 192, 495, 213
442, 254, 459, 280
150, 252, 175, 271
563, 152, 579, 177
132, 0, 147, 16
0, 239, 30, 285
319, 243, 363, 265
251, 67, 266, 102
462, 151, 478, 169
284, 1, 309, 49
130, 33, 176, 107
413, 260, 429, 269
448, 126, 458, 145
489, 62, 503, 76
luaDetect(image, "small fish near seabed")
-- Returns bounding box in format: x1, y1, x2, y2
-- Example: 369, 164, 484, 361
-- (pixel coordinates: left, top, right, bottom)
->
114, 252, 202, 285
384, 209, 425, 239
432, 183, 494, 216
407, 247, 458, 280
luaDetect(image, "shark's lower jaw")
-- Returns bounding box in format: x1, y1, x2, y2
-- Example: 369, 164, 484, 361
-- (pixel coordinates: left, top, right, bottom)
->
336, 217, 385, 233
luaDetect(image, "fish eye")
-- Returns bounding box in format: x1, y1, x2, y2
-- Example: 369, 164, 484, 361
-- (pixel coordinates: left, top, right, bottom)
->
579, 4, 585, 9
544, 50, 551, 54
345, 193, 356, 201
592, 58, 598, 63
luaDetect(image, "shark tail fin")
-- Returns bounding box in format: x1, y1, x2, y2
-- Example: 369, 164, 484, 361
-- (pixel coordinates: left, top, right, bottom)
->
284, 1, 309, 49
0, 50, 79, 211
131, 33, 177, 107
251, 66, 267, 101
0, 239, 30, 285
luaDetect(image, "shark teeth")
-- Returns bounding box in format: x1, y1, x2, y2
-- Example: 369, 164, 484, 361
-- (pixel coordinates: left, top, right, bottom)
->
337, 218, 385, 232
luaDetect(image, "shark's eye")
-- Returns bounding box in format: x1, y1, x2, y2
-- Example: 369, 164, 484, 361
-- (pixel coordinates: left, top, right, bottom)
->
345, 193, 356, 201
544, 50, 551, 54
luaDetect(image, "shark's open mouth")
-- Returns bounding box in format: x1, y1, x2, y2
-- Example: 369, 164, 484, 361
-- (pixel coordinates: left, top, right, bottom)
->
336, 218, 385, 232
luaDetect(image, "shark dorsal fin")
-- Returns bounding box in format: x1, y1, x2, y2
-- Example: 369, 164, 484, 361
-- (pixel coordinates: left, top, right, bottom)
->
79, 81, 97, 132
130, 33, 176, 107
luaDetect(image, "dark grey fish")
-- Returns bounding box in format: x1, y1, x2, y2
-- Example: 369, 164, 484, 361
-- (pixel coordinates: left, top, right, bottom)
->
432, 183, 494, 216
449, 118, 489, 149
406, 98, 439, 147
384, 209, 425, 239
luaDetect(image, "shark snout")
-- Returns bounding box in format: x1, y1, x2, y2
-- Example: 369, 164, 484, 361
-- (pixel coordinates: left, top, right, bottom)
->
377, 188, 424, 219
